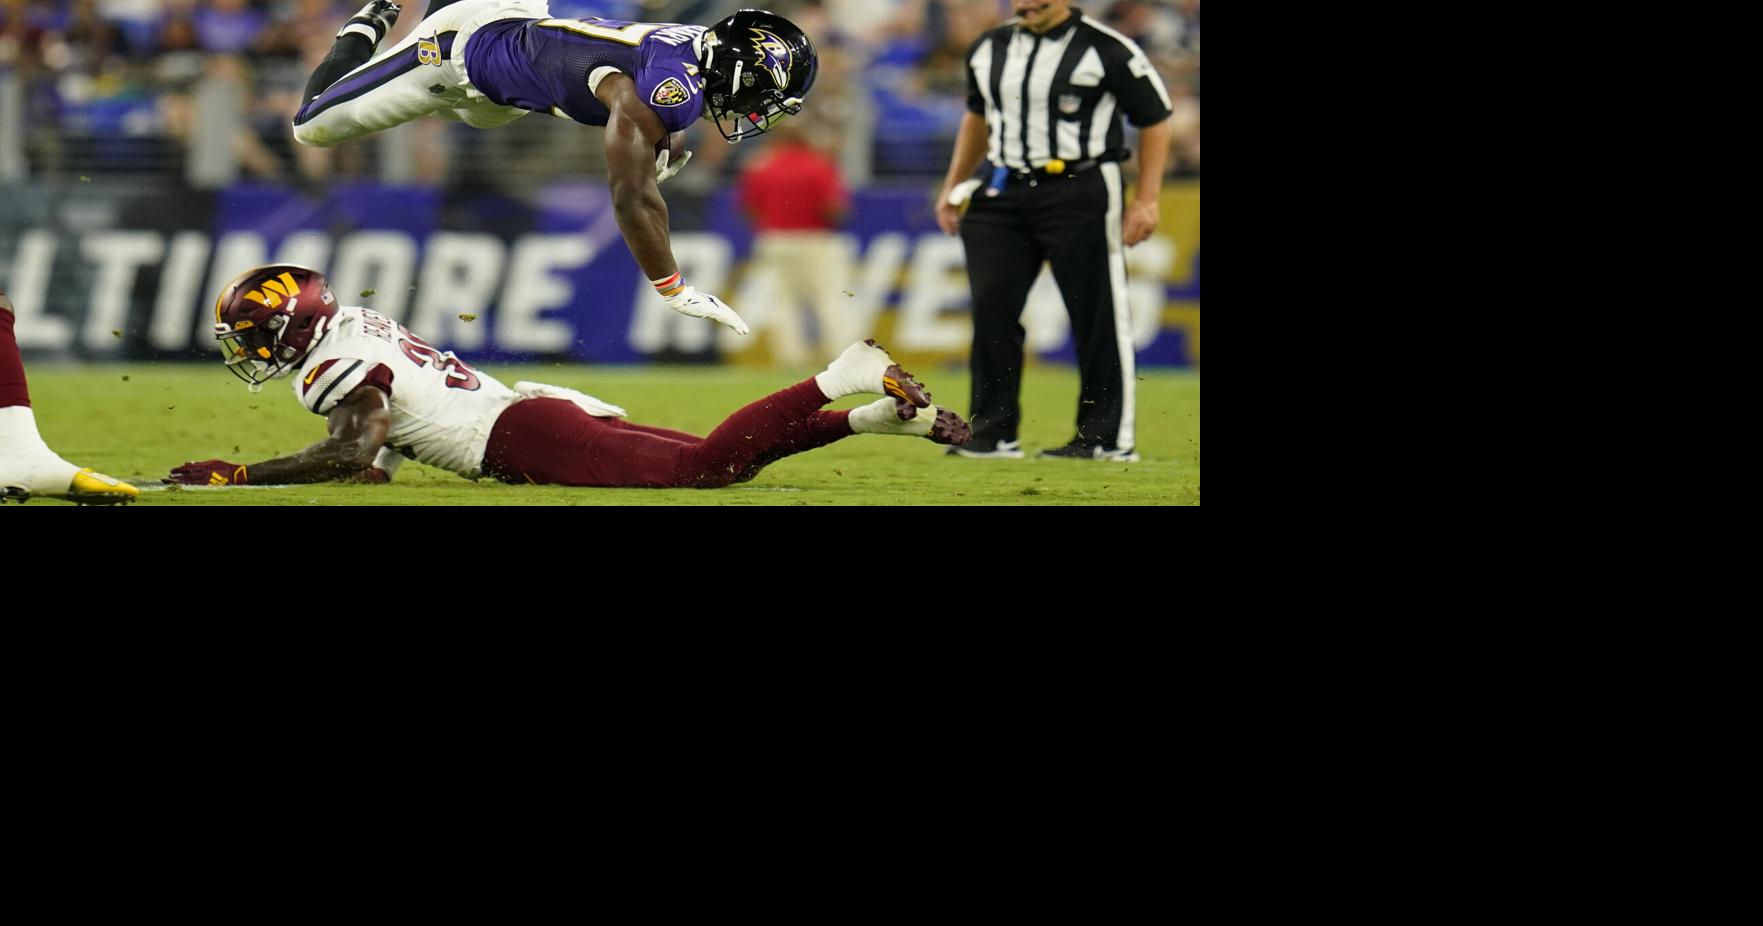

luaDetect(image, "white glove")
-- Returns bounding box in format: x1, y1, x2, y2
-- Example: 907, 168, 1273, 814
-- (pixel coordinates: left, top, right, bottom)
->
946, 178, 983, 206
656, 149, 692, 184
665, 285, 749, 335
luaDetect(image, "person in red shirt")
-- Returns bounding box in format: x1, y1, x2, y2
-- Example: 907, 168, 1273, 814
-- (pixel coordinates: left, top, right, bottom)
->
738, 121, 855, 367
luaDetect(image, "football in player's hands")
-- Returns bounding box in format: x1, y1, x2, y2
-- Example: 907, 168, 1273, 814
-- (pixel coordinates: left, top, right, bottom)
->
655, 131, 692, 184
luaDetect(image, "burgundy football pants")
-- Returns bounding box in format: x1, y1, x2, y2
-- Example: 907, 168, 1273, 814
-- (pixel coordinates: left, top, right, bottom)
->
0, 290, 30, 408
481, 379, 854, 488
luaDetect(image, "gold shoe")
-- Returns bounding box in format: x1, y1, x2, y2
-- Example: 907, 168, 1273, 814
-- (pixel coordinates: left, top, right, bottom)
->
62, 468, 139, 505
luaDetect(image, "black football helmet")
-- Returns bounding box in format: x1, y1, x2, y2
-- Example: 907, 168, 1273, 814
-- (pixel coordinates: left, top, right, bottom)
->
698, 9, 817, 142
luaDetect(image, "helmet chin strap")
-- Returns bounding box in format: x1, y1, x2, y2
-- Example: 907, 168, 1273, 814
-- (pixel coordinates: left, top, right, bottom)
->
723, 59, 749, 142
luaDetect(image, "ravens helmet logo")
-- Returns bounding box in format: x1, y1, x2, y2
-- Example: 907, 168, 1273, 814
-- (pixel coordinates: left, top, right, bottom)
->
749, 28, 792, 89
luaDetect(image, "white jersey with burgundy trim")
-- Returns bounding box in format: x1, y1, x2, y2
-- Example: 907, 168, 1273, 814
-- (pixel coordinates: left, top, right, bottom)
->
292, 306, 518, 477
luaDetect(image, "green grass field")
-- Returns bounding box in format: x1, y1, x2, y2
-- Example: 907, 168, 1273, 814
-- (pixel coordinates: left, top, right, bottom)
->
21, 363, 1199, 505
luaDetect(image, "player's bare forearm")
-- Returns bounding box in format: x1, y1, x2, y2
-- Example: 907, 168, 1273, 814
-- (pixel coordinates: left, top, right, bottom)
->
245, 440, 376, 485
939, 112, 990, 195
1133, 117, 1172, 204
934, 112, 990, 235
1121, 118, 1172, 246
248, 387, 392, 485
599, 75, 678, 279
609, 168, 675, 279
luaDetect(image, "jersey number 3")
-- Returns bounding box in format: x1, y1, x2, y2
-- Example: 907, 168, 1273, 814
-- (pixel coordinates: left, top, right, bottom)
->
398, 326, 481, 391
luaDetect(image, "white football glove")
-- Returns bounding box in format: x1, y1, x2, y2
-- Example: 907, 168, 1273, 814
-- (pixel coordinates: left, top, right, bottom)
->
655, 149, 692, 185
664, 285, 749, 335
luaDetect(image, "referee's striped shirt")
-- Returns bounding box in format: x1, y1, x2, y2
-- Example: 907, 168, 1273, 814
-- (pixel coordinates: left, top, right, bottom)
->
966, 10, 1173, 171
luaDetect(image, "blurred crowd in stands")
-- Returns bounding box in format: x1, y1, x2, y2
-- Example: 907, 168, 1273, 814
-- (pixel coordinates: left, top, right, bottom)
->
0, 0, 1197, 188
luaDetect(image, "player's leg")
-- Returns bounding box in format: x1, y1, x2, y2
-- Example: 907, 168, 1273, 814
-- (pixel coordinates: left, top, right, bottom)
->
489, 380, 908, 489
958, 192, 1043, 457
673, 341, 966, 487
1040, 166, 1136, 458
292, 0, 491, 146
0, 292, 137, 504
0, 296, 25, 413
482, 398, 691, 488
301, 1, 404, 108
603, 420, 704, 445
670, 380, 851, 487
482, 344, 966, 488
479, 393, 842, 490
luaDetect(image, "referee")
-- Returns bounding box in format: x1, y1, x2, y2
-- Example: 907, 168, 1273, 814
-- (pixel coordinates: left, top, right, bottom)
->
936, 0, 1172, 461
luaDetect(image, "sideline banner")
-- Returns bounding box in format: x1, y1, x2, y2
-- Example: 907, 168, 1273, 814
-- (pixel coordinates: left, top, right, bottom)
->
0, 180, 1198, 366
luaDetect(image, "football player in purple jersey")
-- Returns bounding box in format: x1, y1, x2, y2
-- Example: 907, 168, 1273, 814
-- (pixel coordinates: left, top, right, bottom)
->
293, 1, 818, 336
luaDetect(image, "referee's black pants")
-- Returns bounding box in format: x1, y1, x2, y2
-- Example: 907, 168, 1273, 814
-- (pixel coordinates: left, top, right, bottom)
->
959, 163, 1136, 452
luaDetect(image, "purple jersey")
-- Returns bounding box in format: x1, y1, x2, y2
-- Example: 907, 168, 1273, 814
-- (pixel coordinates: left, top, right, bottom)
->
464, 17, 706, 133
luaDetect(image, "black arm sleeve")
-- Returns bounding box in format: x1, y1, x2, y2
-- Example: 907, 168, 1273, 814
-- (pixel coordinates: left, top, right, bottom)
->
1103, 39, 1174, 128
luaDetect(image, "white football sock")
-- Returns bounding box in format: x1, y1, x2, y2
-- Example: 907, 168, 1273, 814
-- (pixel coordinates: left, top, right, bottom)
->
0, 406, 79, 491
847, 398, 933, 437
814, 340, 890, 401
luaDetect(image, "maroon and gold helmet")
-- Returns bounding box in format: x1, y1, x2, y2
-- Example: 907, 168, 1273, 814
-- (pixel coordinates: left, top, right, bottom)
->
212, 264, 338, 390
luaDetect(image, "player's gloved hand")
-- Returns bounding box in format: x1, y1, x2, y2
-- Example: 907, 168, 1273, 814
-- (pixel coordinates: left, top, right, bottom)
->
339, 0, 401, 44
665, 286, 750, 335
655, 149, 692, 184
165, 460, 248, 486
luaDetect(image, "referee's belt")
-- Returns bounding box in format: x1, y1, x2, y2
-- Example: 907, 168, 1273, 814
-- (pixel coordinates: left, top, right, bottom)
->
1006, 153, 1125, 182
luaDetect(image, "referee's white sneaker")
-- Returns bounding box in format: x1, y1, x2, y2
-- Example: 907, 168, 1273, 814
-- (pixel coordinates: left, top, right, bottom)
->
1037, 440, 1140, 462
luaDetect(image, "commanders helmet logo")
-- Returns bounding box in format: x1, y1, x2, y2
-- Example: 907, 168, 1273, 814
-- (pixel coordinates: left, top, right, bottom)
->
651, 77, 690, 107
233, 271, 302, 315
